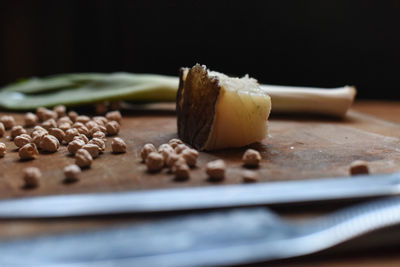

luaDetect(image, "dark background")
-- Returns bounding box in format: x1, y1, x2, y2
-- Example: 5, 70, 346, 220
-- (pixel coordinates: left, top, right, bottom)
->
1, 0, 399, 99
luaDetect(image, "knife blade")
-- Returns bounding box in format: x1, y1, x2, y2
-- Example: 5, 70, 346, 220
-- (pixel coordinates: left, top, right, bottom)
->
1, 197, 400, 266
0, 172, 399, 218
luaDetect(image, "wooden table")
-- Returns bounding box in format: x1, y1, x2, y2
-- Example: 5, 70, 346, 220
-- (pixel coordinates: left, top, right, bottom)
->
0, 100, 399, 266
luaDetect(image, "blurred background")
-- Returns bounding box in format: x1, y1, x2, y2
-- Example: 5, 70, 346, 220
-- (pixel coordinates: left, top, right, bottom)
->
0, 0, 399, 99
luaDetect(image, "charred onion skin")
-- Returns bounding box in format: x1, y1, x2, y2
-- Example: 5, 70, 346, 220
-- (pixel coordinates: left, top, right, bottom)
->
176, 65, 221, 150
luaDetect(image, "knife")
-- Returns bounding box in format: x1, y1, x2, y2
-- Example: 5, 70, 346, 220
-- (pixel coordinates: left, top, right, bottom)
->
1, 197, 400, 266
0, 172, 399, 218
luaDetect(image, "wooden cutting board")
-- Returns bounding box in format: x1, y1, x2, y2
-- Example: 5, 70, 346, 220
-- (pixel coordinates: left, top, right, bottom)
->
1, 105, 400, 200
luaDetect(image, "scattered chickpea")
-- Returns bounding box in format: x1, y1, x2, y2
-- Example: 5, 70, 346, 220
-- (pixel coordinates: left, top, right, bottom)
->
106, 110, 122, 123
173, 158, 190, 180
85, 121, 98, 130
14, 134, 32, 148
33, 125, 47, 133
350, 160, 369, 175
145, 152, 164, 172
181, 148, 199, 167
111, 137, 127, 153
0, 115, 16, 129
73, 134, 89, 144
59, 122, 72, 132
63, 164, 81, 182
64, 128, 80, 143
140, 143, 156, 161
75, 148, 93, 168
23, 167, 41, 188
242, 149, 262, 168
106, 121, 120, 136
0, 122, 4, 137
48, 128, 65, 142
41, 109, 58, 121
39, 135, 60, 152
98, 125, 107, 133
19, 143, 39, 160
166, 152, 180, 168
0, 142, 6, 157
82, 143, 100, 158
158, 144, 174, 161
77, 125, 90, 137
89, 138, 106, 152
41, 119, 57, 130
68, 111, 78, 122
168, 138, 183, 148
31, 130, 47, 146
76, 115, 91, 124
36, 107, 47, 121
57, 116, 73, 126
93, 116, 108, 126
24, 112, 38, 127
242, 170, 259, 183
67, 139, 86, 155
206, 159, 226, 181
10, 125, 27, 140
53, 105, 66, 118
92, 131, 106, 140
174, 144, 188, 154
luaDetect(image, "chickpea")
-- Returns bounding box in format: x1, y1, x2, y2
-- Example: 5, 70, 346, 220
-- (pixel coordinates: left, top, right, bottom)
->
24, 112, 38, 127
105, 110, 122, 123
172, 157, 190, 180
31, 130, 47, 146
37, 108, 57, 121
57, 116, 73, 126
85, 121, 98, 130
19, 143, 39, 160
0, 142, 6, 157
33, 125, 47, 133
63, 164, 81, 182
89, 138, 106, 152
10, 125, 27, 140
73, 134, 89, 144
53, 105, 66, 117
75, 148, 93, 168
206, 159, 226, 181
67, 139, 86, 155
145, 152, 164, 172
68, 111, 78, 122
174, 144, 188, 154
39, 135, 60, 152
350, 160, 369, 175
76, 115, 90, 124
158, 144, 174, 161
165, 152, 180, 168
242, 170, 258, 183
140, 143, 156, 161
0, 115, 15, 129
14, 134, 32, 148
111, 137, 127, 153
106, 121, 120, 136
93, 116, 107, 126
59, 122, 72, 132
181, 148, 199, 167
82, 143, 100, 158
41, 119, 57, 131
242, 149, 262, 168
92, 131, 106, 140
23, 167, 41, 188
168, 138, 183, 148
64, 128, 80, 143
48, 128, 65, 142
0, 122, 4, 137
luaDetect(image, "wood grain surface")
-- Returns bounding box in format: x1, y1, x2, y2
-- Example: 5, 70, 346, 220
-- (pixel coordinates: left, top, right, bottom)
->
1, 106, 400, 200
0, 101, 400, 266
